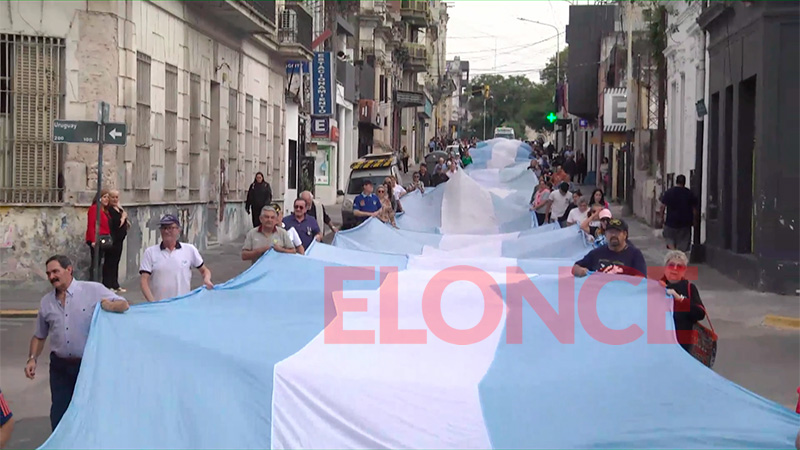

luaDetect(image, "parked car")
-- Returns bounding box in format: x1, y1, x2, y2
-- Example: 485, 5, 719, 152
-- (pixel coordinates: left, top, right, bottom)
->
424, 150, 449, 170
339, 153, 404, 229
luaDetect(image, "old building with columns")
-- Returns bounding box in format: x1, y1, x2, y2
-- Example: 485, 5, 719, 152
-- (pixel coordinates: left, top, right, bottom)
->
0, 0, 312, 287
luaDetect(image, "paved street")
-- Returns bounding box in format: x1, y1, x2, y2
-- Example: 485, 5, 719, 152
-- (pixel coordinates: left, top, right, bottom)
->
0, 203, 797, 448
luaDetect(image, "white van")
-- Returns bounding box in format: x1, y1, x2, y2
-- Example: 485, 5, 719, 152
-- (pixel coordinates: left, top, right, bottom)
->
340, 153, 404, 229
494, 127, 515, 140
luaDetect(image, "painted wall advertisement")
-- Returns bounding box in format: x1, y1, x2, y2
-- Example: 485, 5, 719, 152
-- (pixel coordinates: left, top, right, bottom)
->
312, 51, 334, 117
314, 145, 331, 186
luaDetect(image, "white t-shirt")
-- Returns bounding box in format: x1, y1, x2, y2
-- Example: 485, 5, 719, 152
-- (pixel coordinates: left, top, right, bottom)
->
393, 184, 406, 201
567, 207, 589, 226
549, 190, 571, 219
139, 242, 204, 301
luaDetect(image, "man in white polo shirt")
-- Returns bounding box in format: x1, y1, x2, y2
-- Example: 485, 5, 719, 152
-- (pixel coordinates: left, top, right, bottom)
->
139, 214, 213, 302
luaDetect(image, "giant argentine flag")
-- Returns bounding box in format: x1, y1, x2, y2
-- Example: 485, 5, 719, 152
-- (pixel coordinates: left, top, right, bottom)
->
40, 139, 799, 449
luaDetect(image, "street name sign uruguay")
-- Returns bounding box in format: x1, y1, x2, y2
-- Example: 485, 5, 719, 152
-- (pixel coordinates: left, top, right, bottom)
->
52, 120, 127, 146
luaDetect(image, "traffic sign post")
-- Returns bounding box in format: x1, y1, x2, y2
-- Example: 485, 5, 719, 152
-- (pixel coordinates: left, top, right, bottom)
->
53, 103, 127, 281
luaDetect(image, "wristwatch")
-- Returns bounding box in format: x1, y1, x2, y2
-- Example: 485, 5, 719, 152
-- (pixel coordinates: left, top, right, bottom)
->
27, 355, 37, 363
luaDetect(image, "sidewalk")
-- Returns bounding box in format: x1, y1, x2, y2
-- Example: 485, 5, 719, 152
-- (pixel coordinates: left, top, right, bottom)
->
610, 202, 800, 326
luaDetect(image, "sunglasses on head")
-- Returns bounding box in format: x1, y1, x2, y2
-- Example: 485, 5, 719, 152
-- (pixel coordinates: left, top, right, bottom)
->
608, 219, 622, 226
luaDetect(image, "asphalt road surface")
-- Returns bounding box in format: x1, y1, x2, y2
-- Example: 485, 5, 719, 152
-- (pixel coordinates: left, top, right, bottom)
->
2, 311, 798, 448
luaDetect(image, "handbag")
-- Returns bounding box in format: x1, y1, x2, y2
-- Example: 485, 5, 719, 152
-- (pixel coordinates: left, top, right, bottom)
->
97, 234, 114, 251
686, 282, 718, 368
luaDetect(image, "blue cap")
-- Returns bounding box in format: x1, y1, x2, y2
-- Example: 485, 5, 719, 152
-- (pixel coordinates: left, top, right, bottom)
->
159, 214, 180, 227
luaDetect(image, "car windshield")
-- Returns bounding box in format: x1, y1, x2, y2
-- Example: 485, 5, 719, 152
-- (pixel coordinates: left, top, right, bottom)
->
347, 175, 391, 195
495, 132, 514, 139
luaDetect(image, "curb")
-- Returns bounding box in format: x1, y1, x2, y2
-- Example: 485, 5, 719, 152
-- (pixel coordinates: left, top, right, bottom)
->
762, 314, 800, 330
0, 310, 38, 318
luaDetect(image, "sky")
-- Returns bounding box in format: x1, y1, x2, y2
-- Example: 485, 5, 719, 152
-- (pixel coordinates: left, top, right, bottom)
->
445, 0, 571, 82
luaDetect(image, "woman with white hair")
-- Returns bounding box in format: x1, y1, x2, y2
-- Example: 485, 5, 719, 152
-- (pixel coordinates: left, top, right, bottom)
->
660, 250, 707, 353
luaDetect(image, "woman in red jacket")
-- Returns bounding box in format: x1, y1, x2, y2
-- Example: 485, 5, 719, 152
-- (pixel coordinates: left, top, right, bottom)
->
85, 189, 111, 282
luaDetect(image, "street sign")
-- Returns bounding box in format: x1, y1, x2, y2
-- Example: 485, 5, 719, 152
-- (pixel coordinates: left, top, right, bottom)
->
52, 120, 127, 145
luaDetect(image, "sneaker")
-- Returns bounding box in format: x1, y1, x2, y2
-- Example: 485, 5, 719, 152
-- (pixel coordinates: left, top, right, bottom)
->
116, 288, 127, 293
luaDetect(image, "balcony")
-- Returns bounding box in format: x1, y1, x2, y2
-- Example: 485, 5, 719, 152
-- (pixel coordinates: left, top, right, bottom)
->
402, 42, 428, 72
188, 0, 277, 35
400, 0, 430, 27
277, 4, 313, 61
361, 0, 387, 20
360, 40, 387, 62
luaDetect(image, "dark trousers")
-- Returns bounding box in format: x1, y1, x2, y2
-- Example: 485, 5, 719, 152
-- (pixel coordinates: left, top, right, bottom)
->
86, 242, 105, 283
49, 353, 81, 431
250, 206, 264, 228
103, 240, 124, 289
535, 212, 547, 226
402, 157, 409, 173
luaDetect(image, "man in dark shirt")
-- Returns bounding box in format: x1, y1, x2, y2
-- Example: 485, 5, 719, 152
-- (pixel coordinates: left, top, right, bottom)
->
659, 174, 698, 252
572, 218, 647, 277
418, 164, 431, 187
283, 198, 321, 249
300, 191, 337, 235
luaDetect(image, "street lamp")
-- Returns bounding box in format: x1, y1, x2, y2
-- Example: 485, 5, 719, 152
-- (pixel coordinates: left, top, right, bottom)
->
517, 17, 561, 85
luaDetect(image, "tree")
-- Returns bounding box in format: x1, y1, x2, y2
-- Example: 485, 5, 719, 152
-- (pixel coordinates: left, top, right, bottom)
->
465, 73, 557, 139
539, 47, 569, 89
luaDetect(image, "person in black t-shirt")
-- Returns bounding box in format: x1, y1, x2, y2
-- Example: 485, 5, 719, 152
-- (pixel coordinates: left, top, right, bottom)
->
572, 218, 647, 277
660, 250, 706, 353
659, 174, 698, 252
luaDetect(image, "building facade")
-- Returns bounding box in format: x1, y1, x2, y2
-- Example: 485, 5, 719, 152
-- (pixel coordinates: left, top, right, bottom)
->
664, 1, 705, 188
697, 0, 799, 294
0, 0, 311, 287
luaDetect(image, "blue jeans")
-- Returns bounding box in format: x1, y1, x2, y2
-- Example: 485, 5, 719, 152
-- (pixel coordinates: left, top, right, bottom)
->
49, 353, 81, 431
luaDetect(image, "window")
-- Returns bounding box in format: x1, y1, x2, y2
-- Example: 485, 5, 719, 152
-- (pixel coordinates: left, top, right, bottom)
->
135, 52, 152, 200
164, 64, 178, 198
259, 100, 269, 176
245, 95, 253, 187
189, 73, 201, 198
272, 104, 281, 184
228, 88, 239, 198
0, 34, 65, 203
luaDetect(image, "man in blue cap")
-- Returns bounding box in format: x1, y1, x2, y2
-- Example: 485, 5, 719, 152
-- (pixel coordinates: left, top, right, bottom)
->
139, 214, 213, 302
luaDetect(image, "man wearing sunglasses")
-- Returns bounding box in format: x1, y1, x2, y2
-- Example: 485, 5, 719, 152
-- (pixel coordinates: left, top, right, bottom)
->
572, 218, 647, 278
283, 198, 322, 249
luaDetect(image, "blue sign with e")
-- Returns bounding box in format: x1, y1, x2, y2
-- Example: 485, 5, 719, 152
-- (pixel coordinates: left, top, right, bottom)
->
312, 52, 334, 117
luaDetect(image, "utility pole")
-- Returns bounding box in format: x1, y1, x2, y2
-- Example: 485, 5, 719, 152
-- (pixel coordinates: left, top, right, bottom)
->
93, 101, 109, 280
483, 96, 487, 140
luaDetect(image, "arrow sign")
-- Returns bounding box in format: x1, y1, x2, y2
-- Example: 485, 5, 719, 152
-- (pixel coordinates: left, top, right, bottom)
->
52, 120, 127, 146
103, 122, 127, 146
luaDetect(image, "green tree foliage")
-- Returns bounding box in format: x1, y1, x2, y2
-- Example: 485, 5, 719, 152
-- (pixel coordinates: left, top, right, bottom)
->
465, 47, 568, 139
539, 47, 569, 89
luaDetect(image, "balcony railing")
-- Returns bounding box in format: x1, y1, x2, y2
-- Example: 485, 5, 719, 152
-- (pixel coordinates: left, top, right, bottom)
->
402, 42, 427, 71
243, 0, 276, 25
278, 4, 312, 52
400, 0, 430, 26
363, 0, 387, 15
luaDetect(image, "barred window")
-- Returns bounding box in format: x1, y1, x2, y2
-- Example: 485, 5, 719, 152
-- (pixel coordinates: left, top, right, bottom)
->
228, 88, 239, 197
244, 95, 253, 187
259, 100, 268, 176
164, 64, 178, 197
189, 72, 201, 197
0, 34, 65, 203
135, 52, 152, 199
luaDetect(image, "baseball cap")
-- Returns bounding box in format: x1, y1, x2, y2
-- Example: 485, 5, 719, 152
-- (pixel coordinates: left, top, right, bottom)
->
605, 218, 628, 232
159, 214, 180, 227
598, 209, 613, 220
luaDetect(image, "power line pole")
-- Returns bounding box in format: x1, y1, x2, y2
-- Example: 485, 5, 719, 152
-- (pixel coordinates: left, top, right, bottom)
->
483, 96, 487, 140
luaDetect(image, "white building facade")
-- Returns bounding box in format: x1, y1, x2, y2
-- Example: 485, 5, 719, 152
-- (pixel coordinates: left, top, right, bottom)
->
0, 0, 310, 287
664, 1, 705, 186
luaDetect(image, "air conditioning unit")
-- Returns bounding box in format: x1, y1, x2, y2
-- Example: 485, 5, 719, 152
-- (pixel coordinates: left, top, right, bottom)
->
279, 9, 298, 43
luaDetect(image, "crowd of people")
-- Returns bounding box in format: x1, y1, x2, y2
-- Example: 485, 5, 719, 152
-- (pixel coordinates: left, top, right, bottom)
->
2, 136, 736, 449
